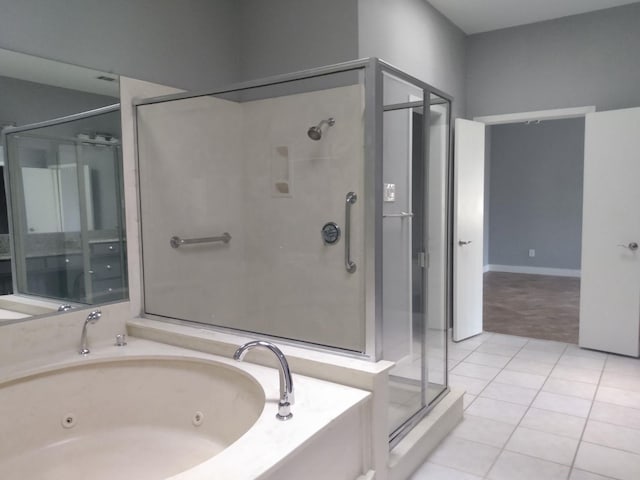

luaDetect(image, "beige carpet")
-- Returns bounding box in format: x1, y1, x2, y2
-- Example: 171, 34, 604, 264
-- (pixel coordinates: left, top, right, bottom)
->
483, 272, 580, 344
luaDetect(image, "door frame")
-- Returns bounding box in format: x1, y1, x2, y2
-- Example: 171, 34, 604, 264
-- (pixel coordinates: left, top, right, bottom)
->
462, 105, 595, 337
474, 106, 595, 125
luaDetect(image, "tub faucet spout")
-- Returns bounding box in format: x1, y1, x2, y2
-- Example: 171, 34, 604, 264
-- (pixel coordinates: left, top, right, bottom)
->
79, 309, 101, 355
233, 340, 294, 421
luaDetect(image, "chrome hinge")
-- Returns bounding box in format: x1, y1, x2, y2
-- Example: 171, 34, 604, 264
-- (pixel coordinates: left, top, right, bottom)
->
418, 251, 427, 268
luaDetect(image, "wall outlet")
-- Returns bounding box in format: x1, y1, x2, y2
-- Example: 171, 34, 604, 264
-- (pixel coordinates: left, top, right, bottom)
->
528, 249, 535, 258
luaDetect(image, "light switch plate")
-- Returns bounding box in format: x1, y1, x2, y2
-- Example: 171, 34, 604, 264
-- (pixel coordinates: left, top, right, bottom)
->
384, 183, 396, 202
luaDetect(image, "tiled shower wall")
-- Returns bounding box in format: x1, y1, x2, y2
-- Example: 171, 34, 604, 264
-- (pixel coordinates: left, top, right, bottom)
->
137, 84, 366, 352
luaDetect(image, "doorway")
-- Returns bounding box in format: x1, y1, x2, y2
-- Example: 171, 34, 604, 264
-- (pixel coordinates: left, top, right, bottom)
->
480, 110, 588, 343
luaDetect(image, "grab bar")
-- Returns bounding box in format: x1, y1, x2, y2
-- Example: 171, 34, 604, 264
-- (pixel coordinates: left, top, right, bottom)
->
170, 233, 231, 249
383, 211, 414, 218
345, 192, 357, 273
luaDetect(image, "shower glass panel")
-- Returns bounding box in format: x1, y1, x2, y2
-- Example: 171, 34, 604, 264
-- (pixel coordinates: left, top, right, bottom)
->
134, 59, 452, 447
137, 69, 367, 352
381, 72, 451, 444
4, 109, 127, 304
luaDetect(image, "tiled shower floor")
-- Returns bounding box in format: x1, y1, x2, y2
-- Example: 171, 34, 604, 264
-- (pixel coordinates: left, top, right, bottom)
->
411, 331, 640, 480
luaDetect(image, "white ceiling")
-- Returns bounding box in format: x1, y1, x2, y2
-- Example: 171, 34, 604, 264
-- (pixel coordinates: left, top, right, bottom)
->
0, 48, 119, 98
428, 0, 640, 34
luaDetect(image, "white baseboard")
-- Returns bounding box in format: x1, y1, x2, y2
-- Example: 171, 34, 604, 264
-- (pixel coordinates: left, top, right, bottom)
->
483, 264, 491, 273
485, 264, 581, 278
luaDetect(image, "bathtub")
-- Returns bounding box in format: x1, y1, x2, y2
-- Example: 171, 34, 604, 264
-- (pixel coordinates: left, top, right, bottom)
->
0, 339, 371, 480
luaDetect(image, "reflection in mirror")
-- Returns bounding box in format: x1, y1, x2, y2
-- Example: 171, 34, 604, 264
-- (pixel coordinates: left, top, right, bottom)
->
0, 48, 125, 321
4, 108, 126, 305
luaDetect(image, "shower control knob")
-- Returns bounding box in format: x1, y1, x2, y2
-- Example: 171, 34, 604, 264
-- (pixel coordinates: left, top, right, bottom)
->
321, 222, 341, 245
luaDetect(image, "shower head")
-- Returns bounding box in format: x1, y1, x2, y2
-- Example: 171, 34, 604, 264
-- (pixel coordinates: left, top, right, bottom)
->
307, 117, 335, 141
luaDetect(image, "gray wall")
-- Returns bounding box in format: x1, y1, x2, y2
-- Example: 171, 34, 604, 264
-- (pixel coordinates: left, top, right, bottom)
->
358, 0, 467, 119
0, 0, 240, 90
488, 118, 584, 270
467, 3, 640, 117
238, 0, 359, 81
0, 75, 117, 127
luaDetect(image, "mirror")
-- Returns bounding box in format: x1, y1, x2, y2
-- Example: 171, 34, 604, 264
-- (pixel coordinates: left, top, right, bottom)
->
0, 47, 126, 323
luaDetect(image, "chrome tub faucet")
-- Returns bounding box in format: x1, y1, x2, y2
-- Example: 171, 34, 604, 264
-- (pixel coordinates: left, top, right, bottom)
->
79, 309, 101, 355
233, 340, 294, 420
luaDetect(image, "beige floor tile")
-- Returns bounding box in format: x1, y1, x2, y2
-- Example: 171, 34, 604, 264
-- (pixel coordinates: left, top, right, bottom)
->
475, 343, 521, 357
569, 469, 616, 480
449, 374, 490, 395
451, 414, 516, 448
550, 365, 602, 384
589, 401, 640, 430
505, 426, 579, 465
574, 442, 640, 480
564, 345, 609, 360
505, 358, 554, 376
523, 339, 568, 353
600, 371, 640, 393
515, 348, 562, 364
463, 393, 476, 410
464, 352, 511, 368
595, 386, 640, 409
428, 436, 501, 476
542, 377, 597, 400
488, 451, 570, 480
449, 346, 475, 361
604, 356, 640, 376
486, 334, 529, 347
532, 391, 592, 417
493, 369, 546, 390
520, 407, 586, 439
451, 362, 501, 380
557, 354, 606, 371
583, 420, 640, 455
410, 462, 483, 480
465, 397, 528, 425
480, 381, 538, 406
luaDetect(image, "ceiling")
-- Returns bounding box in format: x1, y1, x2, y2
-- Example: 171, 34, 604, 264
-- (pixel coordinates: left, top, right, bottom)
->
0, 48, 119, 98
428, 0, 640, 34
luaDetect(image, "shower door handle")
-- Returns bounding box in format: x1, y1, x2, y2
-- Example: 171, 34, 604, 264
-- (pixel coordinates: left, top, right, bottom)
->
345, 192, 357, 273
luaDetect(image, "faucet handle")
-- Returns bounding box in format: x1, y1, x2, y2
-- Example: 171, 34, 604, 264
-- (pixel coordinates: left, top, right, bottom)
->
86, 309, 101, 323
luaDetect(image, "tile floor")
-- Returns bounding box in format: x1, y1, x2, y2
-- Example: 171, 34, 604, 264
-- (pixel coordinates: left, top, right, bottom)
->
411, 331, 640, 480
484, 272, 580, 343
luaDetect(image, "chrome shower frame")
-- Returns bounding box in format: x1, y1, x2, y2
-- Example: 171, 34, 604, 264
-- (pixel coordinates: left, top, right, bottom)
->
133, 58, 453, 365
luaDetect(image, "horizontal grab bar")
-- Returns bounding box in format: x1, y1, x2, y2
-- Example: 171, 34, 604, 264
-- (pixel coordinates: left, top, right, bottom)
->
383, 212, 414, 218
170, 233, 231, 249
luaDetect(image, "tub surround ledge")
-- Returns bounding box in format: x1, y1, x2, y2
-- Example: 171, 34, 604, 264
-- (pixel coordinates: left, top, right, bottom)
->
0, 337, 372, 480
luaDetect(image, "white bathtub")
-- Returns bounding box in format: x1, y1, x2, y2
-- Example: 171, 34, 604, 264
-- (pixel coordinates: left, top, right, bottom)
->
0, 339, 371, 480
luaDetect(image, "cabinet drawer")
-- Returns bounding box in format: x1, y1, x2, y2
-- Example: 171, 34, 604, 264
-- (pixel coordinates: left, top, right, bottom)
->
91, 242, 121, 255
45, 255, 83, 270
89, 258, 122, 279
92, 278, 126, 301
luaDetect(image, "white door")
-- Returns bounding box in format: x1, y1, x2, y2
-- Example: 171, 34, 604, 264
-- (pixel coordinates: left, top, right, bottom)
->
453, 119, 485, 342
22, 168, 62, 233
580, 107, 640, 357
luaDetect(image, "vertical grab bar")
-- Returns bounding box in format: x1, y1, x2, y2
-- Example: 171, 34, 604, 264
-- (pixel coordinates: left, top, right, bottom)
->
345, 192, 357, 273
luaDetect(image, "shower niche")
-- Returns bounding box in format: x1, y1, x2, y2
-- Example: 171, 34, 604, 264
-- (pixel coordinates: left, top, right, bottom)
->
135, 58, 452, 444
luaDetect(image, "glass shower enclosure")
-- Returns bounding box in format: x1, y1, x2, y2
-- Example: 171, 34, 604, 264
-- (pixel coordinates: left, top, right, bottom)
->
3, 106, 127, 305
134, 58, 451, 445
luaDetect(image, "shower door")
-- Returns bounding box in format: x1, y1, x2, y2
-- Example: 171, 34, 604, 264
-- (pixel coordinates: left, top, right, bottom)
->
381, 70, 451, 445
